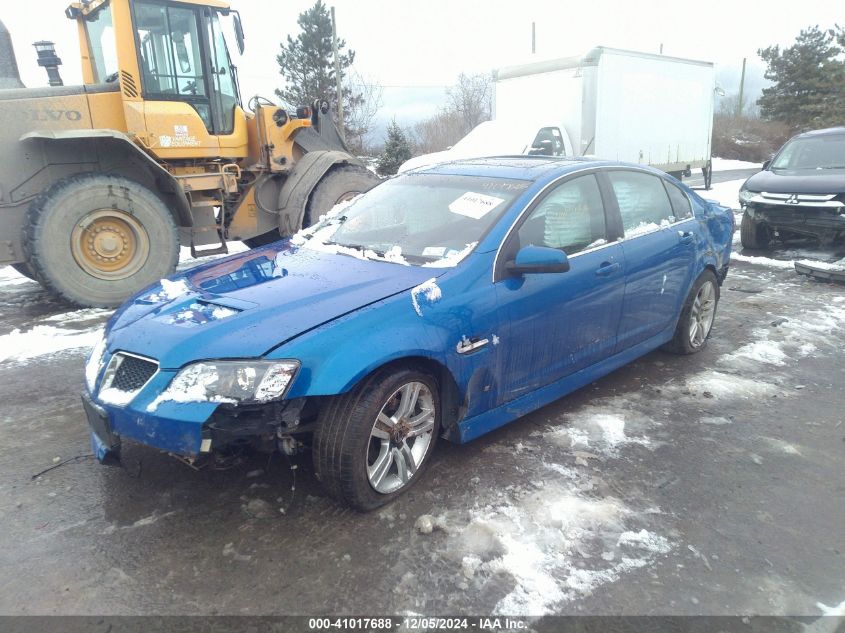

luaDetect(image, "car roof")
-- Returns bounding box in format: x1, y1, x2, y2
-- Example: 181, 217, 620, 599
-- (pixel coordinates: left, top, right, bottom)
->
409, 155, 642, 181
794, 127, 845, 139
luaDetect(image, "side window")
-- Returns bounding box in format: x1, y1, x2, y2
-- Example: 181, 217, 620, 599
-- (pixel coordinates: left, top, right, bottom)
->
664, 181, 693, 220
608, 171, 675, 236
206, 12, 238, 134
529, 127, 565, 156
516, 175, 606, 255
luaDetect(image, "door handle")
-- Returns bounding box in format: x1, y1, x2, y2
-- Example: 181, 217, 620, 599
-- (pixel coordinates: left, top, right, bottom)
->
595, 261, 621, 277
678, 230, 694, 244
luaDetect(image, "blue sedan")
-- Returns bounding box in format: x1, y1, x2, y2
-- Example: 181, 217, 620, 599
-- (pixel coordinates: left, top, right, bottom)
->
83, 157, 733, 510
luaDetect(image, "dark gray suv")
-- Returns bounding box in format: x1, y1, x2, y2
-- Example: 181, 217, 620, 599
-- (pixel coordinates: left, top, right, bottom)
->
739, 127, 845, 249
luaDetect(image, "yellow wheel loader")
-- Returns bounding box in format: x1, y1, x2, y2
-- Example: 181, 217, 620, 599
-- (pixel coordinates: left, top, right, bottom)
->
0, 0, 378, 307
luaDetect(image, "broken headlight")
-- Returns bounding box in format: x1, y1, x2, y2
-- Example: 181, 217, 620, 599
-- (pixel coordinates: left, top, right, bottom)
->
161, 360, 300, 405
738, 188, 756, 204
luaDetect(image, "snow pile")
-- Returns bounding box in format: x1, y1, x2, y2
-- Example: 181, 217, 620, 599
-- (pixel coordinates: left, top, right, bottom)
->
410, 278, 442, 316
437, 483, 672, 615
795, 257, 845, 271
682, 370, 778, 399
724, 339, 788, 366
546, 408, 653, 458
0, 324, 104, 364
0, 266, 33, 286
730, 252, 796, 269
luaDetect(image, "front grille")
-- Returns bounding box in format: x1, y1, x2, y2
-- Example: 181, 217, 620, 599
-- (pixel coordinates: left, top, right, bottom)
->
102, 353, 158, 393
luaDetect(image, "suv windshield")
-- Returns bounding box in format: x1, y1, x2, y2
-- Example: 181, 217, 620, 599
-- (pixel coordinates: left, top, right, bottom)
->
771, 133, 845, 170
296, 173, 530, 266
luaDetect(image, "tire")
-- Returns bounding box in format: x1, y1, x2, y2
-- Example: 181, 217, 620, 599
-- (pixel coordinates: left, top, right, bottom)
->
702, 160, 713, 190
313, 366, 440, 511
23, 174, 180, 308
304, 165, 379, 227
664, 269, 720, 355
740, 211, 771, 250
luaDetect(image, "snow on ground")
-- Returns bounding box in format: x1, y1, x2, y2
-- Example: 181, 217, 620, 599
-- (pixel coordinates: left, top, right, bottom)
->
697, 178, 743, 209
0, 323, 104, 364
711, 157, 763, 171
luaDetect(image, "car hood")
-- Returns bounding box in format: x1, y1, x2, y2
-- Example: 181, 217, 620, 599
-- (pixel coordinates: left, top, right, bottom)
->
744, 168, 845, 194
107, 243, 440, 369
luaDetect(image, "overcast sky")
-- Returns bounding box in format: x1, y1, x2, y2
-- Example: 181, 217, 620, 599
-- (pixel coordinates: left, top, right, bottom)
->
3, 0, 841, 141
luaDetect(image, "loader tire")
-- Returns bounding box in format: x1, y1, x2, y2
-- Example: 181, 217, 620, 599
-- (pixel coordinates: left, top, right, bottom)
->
740, 211, 771, 250
23, 174, 180, 308
304, 165, 379, 227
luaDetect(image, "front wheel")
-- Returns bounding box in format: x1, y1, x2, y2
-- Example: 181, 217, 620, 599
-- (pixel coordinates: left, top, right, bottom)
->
313, 367, 440, 511
664, 270, 720, 355
23, 174, 179, 307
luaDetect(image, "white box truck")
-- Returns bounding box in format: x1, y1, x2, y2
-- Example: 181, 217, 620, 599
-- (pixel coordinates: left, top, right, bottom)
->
494, 46, 716, 185
401, 47, 716, 187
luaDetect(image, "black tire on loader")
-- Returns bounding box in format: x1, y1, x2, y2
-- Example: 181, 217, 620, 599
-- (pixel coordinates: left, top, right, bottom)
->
23, 173, 180, 308
304, 165, 380, 227
740, 211, 771, 250
244, 165, 379, 249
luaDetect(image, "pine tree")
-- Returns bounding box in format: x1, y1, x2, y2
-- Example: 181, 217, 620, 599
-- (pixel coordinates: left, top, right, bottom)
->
757, 26, 845, 131
275, 2, 359, 123
376, 120, 412, 176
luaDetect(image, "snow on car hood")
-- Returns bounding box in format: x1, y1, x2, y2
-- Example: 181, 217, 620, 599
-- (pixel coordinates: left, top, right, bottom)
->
107, 242, 440, 369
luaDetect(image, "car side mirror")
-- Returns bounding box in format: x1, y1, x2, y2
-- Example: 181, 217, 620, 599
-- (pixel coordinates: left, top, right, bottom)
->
762, 159, 771, 170
506, 245, 570, 275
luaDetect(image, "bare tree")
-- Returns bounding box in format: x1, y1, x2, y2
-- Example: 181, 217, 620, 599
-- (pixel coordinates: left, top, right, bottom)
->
411, 72, 493, 154
412, 110, 465, 154
344, 68, 384, 154
446, 72, 493, 136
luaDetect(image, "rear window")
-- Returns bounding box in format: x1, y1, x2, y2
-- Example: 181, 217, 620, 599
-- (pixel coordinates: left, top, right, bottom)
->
608, 171, 675, 236
663, 181, 693, 220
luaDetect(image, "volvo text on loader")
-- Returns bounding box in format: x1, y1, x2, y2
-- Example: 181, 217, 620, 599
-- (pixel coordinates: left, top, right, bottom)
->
0, 0, 378, 307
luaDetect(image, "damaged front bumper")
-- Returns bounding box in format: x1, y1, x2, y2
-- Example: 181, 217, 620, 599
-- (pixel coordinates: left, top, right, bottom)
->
745, 201, 845, 240
83, 378, 310, 463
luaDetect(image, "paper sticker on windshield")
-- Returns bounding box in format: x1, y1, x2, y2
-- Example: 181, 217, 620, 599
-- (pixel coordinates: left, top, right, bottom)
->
448, 192, 505, 219
422, 246, 447, 257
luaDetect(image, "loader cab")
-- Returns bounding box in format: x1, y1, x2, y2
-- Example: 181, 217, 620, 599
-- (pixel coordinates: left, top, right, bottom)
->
70, 0, 248, 159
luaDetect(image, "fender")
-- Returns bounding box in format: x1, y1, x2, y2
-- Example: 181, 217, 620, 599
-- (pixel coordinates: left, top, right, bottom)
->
19, 129, 193, 227
275, 149, 362, 236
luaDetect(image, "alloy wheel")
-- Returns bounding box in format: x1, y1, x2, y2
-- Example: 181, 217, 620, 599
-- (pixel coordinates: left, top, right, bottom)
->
689, 280, 716, 348
366, 381, 436, 494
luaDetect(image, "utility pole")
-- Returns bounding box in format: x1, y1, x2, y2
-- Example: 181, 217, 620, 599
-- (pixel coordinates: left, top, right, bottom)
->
736, 57, 747, 119
331, 6, 345, 142
659, 43, 663, 55
531, 22, 536, 54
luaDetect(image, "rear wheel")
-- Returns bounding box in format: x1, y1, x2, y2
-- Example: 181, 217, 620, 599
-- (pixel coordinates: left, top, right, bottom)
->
740, 211, 771, 250
664, 270, 720, 355
313, 366, 440, 511
23, 174, 179, 308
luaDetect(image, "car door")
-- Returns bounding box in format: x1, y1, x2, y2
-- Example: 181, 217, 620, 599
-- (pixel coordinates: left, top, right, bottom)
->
494, 172, 626, 404
607, 170, 697, 351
